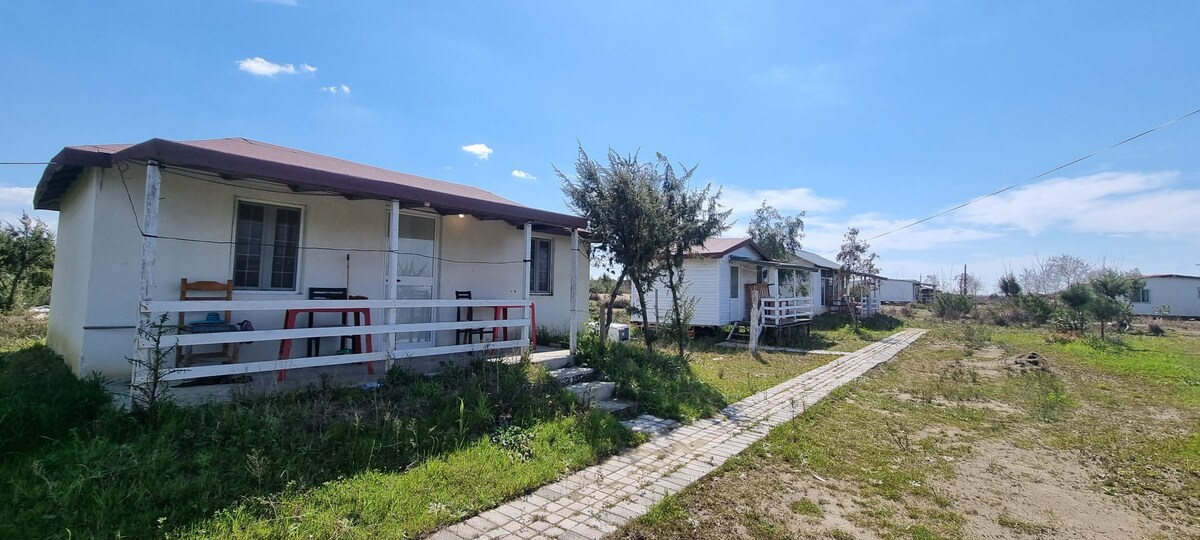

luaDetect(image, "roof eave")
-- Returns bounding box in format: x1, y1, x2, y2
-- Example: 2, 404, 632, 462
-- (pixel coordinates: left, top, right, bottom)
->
35, 139, 588, 229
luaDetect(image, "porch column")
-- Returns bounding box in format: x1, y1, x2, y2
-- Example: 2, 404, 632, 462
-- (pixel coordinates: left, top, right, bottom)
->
386, 200, 400, 370
523, 222, 532, 345
569, 228, 579, 355
132, 160, 162, 393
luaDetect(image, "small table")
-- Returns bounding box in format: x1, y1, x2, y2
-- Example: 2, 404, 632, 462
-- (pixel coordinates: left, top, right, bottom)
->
277, 307, 374, 381
492, 303, 536, 348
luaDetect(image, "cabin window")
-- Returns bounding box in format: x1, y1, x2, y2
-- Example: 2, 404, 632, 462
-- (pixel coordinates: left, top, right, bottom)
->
1133, 288, 1151, 303
730, 266, 739, 298
530, 237, 553, 295
233, 201, 302, 291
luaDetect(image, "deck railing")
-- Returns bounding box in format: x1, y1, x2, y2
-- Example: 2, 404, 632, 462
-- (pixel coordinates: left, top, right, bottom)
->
758, 296, 815, 327
136, 299, 532, 382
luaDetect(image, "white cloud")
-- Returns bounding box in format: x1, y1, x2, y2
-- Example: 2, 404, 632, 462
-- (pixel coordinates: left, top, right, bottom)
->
321, 84, 351, 94
511, 169, 537, 181
0, 187, 35, 206
0, 186, 56, 231
955, 171, 1198, 237
720, 186, 844, 215
799, 213, 1003, 254
461, 143, 494, 160
236, 57, 316, 77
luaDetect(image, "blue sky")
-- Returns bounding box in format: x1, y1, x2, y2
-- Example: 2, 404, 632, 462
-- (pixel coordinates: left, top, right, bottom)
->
1, 1, 1198, 290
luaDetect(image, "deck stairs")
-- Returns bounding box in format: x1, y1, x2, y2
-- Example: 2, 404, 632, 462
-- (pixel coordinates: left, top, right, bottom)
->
526, 349, 636, 418
726, 321, 753, 342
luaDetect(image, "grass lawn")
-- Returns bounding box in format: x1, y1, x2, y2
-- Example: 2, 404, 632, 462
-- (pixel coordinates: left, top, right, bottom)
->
576, 328, 844, 422
619, 321, 1200, 539
0, 336, 633, 539
0, 310, 908, 538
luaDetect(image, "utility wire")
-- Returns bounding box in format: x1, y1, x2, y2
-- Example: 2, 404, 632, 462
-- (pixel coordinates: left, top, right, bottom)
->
824, 106, 1200, 253
0, 162, 55, 165
115, 162, 529, 265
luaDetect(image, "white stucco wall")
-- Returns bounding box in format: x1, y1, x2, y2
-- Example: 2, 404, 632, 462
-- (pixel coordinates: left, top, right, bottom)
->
1131, 276, 1200, 317
46, 164, 585, 380
46, 169, 98, 374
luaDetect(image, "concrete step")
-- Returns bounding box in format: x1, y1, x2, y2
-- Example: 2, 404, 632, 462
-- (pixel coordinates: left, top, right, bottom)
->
548, 366, 595, 385
530, 351, 575, 370
596, 399, 637, 419
567, 381, 616, 405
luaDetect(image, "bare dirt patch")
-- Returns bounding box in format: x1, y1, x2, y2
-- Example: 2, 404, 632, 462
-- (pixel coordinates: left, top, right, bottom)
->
944, 438, 1196, 539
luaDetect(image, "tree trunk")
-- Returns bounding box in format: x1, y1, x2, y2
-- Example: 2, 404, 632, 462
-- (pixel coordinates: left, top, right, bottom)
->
601, 270, 627, 353
631, 277, 654, 349
666, 262, 686, 359
1100, 320, 1106, 340
4, 268, 24, 312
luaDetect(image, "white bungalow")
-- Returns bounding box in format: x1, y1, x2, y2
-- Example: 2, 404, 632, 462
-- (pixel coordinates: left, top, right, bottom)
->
631, 238, 818, 329
33, 138, 587, 392
791, 248, 841, 314
1130, 274, 1200, 317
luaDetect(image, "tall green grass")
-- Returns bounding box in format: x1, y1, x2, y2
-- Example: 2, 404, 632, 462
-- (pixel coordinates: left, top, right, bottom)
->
0, 346, 633, 539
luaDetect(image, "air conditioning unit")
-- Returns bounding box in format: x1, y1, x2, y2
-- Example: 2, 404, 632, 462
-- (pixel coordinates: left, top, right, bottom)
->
607, 323, 630, 342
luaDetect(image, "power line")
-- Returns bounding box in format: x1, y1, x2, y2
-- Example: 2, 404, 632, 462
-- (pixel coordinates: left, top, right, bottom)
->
0, 162, 55, 165
824, 106, 1200, 253
114, 162, 528, 266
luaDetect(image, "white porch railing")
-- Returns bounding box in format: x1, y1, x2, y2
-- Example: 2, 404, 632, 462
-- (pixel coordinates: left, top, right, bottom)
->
136, 299, 532, 382
861, 297, 881, 317
758, 296, 815, 327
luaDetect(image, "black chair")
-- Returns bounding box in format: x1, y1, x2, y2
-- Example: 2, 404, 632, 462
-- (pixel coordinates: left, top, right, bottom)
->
306, 287, 349, 357
455, 291, 494, 344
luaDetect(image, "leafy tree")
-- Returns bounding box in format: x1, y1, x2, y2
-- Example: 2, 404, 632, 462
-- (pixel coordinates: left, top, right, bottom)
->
0, 212, 55, 311
560, 147, 663, 348
560, 147, 727, 352
589, 273, 617, 295
747, 202, 804, 261
655, 154, 730, 358
998, 274, 1022, 297
1059, 282, 1093, 331
835, 227, 880, 302
1088, 295, 1124, 340
1088, 268, 1144, 337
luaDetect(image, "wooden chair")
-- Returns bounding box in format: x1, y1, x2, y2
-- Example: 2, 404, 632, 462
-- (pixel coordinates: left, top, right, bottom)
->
455, 291, 493, 344
177, 279, 240, 367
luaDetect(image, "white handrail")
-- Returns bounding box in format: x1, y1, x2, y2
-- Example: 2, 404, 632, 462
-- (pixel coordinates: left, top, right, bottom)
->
143, 317, 531, 348
144, 298, 530, 313
136, 296, 535, 382
758, 296, 815, 325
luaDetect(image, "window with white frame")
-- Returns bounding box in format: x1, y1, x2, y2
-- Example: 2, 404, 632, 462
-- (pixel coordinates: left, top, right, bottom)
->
233, 201, 302, 290
1133, 287, 1151, 303
730, 266, 739, 298
530, 237, 553, 295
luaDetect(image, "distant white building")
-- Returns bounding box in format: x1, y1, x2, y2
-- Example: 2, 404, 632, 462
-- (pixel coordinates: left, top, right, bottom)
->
878, 278, 920, 304
1130, 274, 1200, 317
632, 238, 822, 327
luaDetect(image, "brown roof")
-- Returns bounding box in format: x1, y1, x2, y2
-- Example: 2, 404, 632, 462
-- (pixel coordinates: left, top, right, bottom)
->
689, 237, 770, 259
1142, 274, 1200, 280
34, 137, 587, 229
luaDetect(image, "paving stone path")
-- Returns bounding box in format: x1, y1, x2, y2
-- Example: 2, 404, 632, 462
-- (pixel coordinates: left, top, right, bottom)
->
431, 328, 927, 540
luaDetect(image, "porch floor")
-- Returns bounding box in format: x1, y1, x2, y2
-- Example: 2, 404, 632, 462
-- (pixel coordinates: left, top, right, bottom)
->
110, 345, 574, 406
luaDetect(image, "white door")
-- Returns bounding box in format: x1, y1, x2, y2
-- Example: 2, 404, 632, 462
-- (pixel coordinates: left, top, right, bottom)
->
729, 265, 743, 322
391, 212, 438, 348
